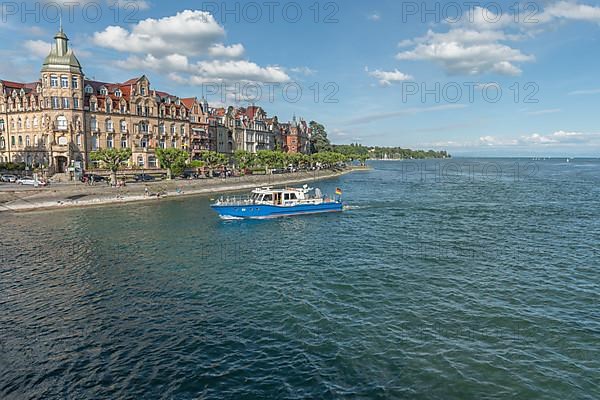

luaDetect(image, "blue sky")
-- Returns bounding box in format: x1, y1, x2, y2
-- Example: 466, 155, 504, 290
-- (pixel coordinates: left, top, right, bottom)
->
2, 0, 600, 156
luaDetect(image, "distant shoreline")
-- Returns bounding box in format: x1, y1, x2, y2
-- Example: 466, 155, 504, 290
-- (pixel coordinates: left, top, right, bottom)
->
0, 168, 365, 214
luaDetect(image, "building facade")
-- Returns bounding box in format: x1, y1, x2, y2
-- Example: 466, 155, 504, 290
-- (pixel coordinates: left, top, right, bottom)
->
0, 29, 312, 173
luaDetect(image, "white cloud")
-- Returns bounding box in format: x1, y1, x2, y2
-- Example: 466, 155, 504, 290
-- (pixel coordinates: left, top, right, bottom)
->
289, 66, 317, 76
368, 13, 381, 21
396, 28, 534, 76
93, 10, 225, 57
525, 108, 561, 115
521, 130, 594, 145
24, 40, 51, 58
344, 104, 468, 125
541, 1, 600, 23
568, 88, 600, 95
366, 67, 413, 86
207, 43, 244, 58
92, 10, 291, 85
393, 2, 600, 77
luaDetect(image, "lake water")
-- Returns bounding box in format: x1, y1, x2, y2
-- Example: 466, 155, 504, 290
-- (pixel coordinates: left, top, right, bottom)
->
1, 158, 599, 399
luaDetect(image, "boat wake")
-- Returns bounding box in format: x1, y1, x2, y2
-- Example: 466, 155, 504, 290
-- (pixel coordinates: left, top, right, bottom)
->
219, 215, 244, 221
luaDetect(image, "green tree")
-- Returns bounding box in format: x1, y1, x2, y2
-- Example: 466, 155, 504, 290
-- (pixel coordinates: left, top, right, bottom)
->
90, 148, 132, 185
233, 150, 255, 172
200, 151, 228, 177
309, 121, 331, 153
155, 148, 189, 180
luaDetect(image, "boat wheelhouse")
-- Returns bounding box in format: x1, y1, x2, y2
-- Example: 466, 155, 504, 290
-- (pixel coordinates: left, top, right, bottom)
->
211, 185, 343, 219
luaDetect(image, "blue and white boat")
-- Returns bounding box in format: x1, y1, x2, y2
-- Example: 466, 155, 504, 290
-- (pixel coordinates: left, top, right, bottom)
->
211, 185, 343, 219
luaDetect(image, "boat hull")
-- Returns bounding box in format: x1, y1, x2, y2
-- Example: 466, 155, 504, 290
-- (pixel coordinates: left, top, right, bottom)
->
211, 202, 343, 219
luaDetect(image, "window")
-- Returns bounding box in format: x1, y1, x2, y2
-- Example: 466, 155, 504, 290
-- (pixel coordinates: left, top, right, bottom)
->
50, 75, 58, 87
159, 124, 165, 134
17, 118, 22, 129
139, 122, 148, 133
52, 97, 60, 109
90, 117, 97, 131
0, 119, 4, 131
171, 124, 176, 134
11, 136, 15, 146
61, 76, 68, 88
90, 101, 97, 112
76, 134, 82, 146
62, 97, 70, 109
18, 136, 23, 146
141, 137, 148, 148
25, 135, 30, 146
25, 118, 30, 128
115, 90, 121, 97
121, 137, 128, 148
120, 103, 127, 114
148, 156, 157, 168
99, 87, 108, 95
33, 117, 38, 127
120, 120, 127, 132
171, 139, 176, 148
85, 85, 93, 94
137, 105, 143, 116
107, 135, 113, 148
159, 139, 166, 149
57, 116, 68, 131
137, 156, 144, 167
92, 135, 99, 150
0, 137, 5, 149
106, 101, 112, 113
73, 97, 79, 109
140, 87, 146, 95
106, 120, 114, 132
180, 125, 185, 135
71, 77, 78, 89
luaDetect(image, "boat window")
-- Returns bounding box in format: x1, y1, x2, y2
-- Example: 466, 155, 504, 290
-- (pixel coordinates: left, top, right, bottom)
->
289, 193, 297, 200
284, 193, 290, 200
258, 195, 265, 202
263, 194, 273, 202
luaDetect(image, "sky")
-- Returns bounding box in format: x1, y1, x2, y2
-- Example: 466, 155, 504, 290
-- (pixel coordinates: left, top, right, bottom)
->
2, 0, 600, 156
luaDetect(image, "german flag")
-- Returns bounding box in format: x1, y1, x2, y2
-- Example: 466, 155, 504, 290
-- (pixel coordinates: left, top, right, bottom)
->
335, 188, 343, 195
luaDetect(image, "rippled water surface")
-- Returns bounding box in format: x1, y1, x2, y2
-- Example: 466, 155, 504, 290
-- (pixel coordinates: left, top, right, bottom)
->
1, 159, 599, 399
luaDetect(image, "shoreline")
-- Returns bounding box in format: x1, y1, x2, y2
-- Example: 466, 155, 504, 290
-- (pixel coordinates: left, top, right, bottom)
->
0, 167, 368, 214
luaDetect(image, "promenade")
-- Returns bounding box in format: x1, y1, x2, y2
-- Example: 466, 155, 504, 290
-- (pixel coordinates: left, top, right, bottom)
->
0, 168, 362, 213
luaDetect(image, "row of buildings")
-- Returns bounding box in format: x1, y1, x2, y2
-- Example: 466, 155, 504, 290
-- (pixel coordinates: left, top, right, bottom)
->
0, 29, 312, 174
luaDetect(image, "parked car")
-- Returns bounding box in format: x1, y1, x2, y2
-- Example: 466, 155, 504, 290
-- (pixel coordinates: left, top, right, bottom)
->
135, 174, 156, 182
271, 168, 287, 175
80, 173, 106, 183
1, 174, 18, 183
180, 171, 199, 180
16, 177, 47, 186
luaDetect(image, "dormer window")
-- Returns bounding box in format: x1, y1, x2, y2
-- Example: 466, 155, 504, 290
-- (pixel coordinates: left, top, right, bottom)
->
85, 85, 93, 94
99, 87, 108, 95
115, 89, 121, 97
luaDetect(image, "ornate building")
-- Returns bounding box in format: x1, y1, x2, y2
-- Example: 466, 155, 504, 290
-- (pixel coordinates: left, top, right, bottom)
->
0, 28, 208, 173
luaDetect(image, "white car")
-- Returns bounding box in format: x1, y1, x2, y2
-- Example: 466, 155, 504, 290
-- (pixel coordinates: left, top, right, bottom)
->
16, 177, 47, 187
1, 174, 18, 183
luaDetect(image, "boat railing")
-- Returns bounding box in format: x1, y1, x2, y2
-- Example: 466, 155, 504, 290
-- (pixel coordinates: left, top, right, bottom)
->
215, 195, 256, 206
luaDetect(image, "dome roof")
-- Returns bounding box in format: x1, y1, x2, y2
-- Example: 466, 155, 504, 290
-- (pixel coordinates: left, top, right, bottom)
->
41, 29, 83, 74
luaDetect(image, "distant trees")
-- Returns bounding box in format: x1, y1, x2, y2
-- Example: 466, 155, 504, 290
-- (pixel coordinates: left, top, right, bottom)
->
90, 148, 132, 184
199, 151, 228, 177
155, 148, 189, 180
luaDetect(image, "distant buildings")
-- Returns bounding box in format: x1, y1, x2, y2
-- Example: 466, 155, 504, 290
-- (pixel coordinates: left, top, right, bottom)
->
0, 29, 312, 174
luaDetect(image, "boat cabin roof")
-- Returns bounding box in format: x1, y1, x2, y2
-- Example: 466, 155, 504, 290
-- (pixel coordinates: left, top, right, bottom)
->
252, 186, 311, 195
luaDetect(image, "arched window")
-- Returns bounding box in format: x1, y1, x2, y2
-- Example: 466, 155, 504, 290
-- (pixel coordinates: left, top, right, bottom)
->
25, 118, 30, 128
0, 119, 5, 131
73, 96, 80, 109
18, 135, 23, 145
106, 119, 113, 132
33, 117, 38, 127
17, 118, 22, 129
25, 135, 30, 146
120, 120, 127, 132
107, 134, 114, 148
0, 137, 5, 149
106, 100, 112, 113
57, 116, 68, 131
34, 135, 38, 145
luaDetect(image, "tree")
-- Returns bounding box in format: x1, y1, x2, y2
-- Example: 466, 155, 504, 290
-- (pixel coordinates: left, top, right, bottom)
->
155, 148, 189, 180
90, 148, 132, 185
309, 121, 331, 153
233, 150, 255, 172
200, 151, 228, 177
